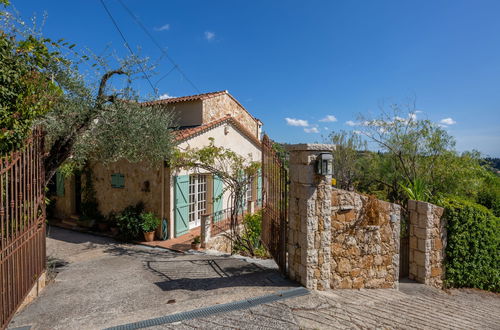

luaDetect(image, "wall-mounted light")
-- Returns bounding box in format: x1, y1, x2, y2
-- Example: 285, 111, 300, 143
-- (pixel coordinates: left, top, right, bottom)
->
224, 124, 230, 135
316, 153, 333, 176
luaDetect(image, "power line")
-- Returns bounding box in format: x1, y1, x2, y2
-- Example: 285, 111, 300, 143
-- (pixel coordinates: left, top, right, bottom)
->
99, 0, 158, 97
116, 0, 201, 93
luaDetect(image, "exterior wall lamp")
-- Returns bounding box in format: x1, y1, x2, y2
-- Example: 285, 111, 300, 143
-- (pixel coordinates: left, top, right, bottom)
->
316, 153, 333, 176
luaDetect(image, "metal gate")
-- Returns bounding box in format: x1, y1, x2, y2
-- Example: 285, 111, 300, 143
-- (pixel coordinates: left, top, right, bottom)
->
261, 134, 288, 275
1, 130, 46, 329
399, 214, 410, 279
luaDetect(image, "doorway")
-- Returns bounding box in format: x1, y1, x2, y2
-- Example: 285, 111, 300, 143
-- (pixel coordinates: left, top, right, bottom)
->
188, 174, 207, 229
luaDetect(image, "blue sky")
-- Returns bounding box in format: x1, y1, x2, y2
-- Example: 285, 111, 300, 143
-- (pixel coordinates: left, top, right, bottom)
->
13, 0, 500, 157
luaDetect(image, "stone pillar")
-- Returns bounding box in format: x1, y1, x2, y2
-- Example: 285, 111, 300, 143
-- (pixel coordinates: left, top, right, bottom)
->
408, 200, 446, 288
286, 144, 334, 290
247, 200, 255, 214
200, 214, 211, 249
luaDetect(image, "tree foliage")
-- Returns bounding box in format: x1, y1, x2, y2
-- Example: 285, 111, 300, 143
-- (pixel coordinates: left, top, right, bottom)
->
0, 5, 176, 184
329, 130, 366, 191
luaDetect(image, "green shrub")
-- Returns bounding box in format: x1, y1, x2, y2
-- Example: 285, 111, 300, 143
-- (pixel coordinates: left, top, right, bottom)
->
140, 212, 160, 232
440, 197, 499, 292
116, 202, 144, 241
233, 211, 269, 258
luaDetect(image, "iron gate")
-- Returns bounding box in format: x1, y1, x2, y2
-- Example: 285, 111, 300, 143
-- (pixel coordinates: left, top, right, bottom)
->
1, 130, 46, 329
261, 134, 288, 275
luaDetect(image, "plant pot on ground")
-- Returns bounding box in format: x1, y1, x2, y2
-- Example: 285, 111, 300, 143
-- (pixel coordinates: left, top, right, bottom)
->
191, 236, 201, 250
97, 221, 109, 232
140, 212, 161, 242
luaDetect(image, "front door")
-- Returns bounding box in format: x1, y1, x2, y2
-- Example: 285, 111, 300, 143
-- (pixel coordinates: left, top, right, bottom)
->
188, 174, 207, 229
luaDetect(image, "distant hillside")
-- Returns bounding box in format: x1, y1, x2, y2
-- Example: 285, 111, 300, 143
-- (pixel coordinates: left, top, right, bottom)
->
484, 158, 500, 172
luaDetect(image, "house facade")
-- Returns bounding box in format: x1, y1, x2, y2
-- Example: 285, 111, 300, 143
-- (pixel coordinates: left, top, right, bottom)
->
52, 90, 263, 240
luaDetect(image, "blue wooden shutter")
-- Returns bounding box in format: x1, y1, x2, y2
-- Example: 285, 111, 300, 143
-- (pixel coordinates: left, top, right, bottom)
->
174, 175, 189, 237
56, 171, 64, 197
257, 169, 262, 206
213, 175, 223, 222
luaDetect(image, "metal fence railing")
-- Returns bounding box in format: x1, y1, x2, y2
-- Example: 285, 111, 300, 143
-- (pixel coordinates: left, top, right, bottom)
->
1, 129, 46, 329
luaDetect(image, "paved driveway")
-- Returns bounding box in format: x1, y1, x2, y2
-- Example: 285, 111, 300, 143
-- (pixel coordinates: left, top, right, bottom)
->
9, 227, 296, 329
9, 227, 500, 329
159, 282, 499, 329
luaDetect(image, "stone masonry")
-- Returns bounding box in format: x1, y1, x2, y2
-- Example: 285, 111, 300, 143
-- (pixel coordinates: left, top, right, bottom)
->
331, 189, 400, 289
286, 143, 401, 291
286, 144, 333, 290
408, 200, 446, 288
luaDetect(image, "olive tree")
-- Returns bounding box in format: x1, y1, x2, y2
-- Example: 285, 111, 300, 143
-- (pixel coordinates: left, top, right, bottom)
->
0, 4, 176, 185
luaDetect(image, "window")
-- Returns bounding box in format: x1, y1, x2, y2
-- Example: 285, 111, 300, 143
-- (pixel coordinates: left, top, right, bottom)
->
188, 174, 208, 228
111, 173, 125, 188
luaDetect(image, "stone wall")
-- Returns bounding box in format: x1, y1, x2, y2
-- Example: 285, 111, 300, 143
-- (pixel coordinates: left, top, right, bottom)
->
286, 143, 400, 291
331, 189, 400, 289
408, 200, 446, 288
287, 144, 333, 290
202, 94, 259, 138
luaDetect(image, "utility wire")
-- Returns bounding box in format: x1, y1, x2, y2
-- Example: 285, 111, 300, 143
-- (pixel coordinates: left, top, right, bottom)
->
99, 0, 158, 97
117, 0, 201, 93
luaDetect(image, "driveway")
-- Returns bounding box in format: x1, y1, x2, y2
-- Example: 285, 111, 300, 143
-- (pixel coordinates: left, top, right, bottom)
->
9, 227, 500, 329
157, 281, 499, 329
8, 226, 296, 329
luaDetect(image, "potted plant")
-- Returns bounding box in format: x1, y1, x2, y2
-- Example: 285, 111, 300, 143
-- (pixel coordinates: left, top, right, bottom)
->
140, 212, 160, 242
97, 218, 109, 232
191, 236, 201, 250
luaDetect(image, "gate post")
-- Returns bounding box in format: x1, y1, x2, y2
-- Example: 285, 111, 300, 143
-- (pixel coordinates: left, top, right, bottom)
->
286, 144, 334, 290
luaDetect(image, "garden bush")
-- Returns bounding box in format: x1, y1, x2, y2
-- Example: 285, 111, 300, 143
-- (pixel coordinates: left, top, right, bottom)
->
233, 211, 269, 258
440, 197, 499, 292
116, 202, 144, 241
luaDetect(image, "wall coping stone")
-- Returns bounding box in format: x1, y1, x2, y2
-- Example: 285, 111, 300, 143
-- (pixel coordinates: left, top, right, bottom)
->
285, 143, 335, 151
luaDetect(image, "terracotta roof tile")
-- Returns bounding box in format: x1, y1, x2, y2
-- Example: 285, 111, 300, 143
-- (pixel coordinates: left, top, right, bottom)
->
141, 90, 228, 106
175, 115, 261, 147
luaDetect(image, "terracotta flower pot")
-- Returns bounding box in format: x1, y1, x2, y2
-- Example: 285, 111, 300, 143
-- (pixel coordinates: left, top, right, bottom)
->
144, 231, 155, 242
110, 227, 119, 236
191, 242, 201, 250
98, 222, 109, 232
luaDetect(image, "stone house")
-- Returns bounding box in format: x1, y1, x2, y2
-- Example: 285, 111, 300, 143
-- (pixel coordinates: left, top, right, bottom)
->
52, 90, 263, 240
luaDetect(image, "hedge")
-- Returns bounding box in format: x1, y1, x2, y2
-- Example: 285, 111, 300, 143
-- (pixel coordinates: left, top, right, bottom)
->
441, 197, 499, 292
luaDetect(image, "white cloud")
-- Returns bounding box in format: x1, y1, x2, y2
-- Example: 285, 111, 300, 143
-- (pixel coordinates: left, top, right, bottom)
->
345, 120, 358, 126
158, 93, 174, 100
324, 127, 329, 130
154, 24, 170, 31
204, 31, 215, 41
319, 115, 337, 122
304, 127, 320, 133
409, 113, 417, 121
440, 117, 456, 125
285, 118, 309, 127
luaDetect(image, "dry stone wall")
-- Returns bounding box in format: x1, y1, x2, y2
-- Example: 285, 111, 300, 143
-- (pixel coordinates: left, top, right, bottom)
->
286, 144, 400, 291
408, 200, 446, 288
202, 94, 259, 137
331, 189, 400, 289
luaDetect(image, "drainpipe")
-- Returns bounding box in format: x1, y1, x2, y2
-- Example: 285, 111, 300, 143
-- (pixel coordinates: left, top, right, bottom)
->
161, 160, 166, 239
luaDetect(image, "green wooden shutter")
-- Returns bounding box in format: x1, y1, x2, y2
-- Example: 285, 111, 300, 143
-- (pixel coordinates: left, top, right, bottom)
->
174, 175, 189, 237
257, 169, 262, 206
111, 173, 125, 188
213, 175, 223, 223
56, 171, 64, 197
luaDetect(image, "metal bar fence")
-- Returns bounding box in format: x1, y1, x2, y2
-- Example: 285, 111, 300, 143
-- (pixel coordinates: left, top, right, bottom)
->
210, 207, 245, 237
0, 129, 46, 329
261, 134, 288, 275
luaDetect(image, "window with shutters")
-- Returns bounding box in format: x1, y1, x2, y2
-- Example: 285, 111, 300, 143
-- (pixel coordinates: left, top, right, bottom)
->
111, 173, 125, 188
